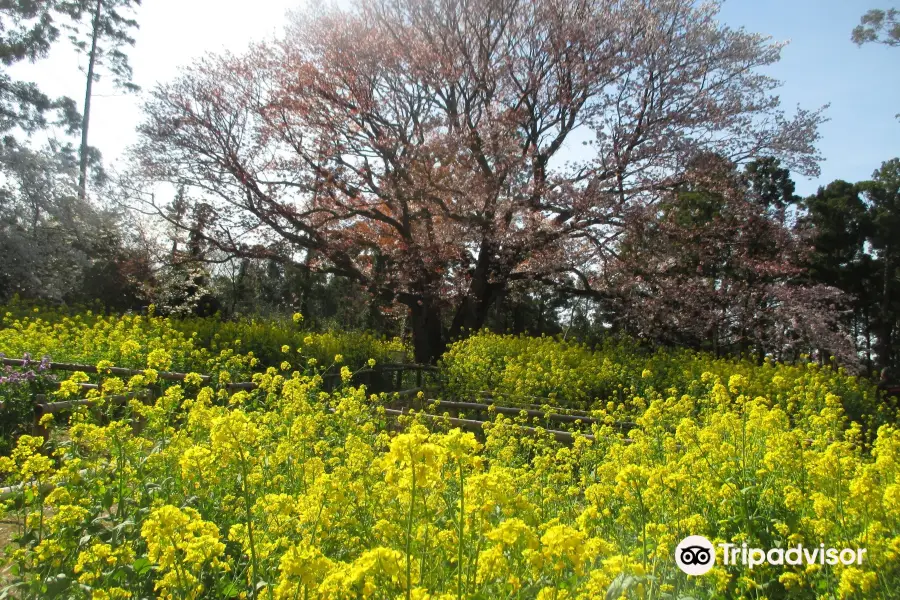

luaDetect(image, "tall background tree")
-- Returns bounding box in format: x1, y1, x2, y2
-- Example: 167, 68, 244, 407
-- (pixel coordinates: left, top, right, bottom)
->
0, 0, 80, 136
853, 7, 899, 47
853, 6, 899, 121
799, 180, 875, 368
798, 159, 900, 374
861, 159, 900, 372
61, 0, 141, 200
133, 0, 824, 362
0, 0, 149, 308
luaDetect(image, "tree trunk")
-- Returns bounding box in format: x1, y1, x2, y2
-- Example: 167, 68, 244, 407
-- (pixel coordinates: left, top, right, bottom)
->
366, 252, 388, 332
298, 250, 314, 320
231, 258, 248, 316
537, 295, 545, 333
409, 298, 444, 364
78, 0, 103, 201
864, 304, 873, 373
877, 249, 894, 371
449, 292, 494, 341
449, 242, 499, 340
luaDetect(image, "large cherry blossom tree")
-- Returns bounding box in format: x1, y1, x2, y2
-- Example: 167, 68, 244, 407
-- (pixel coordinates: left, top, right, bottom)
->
133, 0, 824, 362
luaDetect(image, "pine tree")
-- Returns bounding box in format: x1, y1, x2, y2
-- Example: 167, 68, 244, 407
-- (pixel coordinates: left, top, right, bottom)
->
0, 0, 80, 135
60, 0, 141, 199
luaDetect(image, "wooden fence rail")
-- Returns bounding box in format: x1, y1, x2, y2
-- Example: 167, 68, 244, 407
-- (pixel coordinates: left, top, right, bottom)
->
0, 404, 616, 501
2, 357, 440, 393
33, 391, 152, 417
2, 357, 212, 383
381, 407, 598, 444
2, 356, 442, 448
468, 391, 606, 415
3, 355, 634, 451
406, 399, 638, 430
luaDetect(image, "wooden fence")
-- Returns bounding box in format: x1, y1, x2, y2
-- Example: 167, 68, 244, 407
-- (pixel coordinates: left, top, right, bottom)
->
1, 357, 440, 391
0, 357, 646, 500
1, 355, 634, 444
1, 356, 440, 441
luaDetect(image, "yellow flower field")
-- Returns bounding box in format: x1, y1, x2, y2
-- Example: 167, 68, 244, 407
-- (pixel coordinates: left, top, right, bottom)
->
1, 311, 899, 599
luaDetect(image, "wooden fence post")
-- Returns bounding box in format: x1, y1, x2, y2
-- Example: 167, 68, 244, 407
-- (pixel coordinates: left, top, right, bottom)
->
32, 394, 50, 444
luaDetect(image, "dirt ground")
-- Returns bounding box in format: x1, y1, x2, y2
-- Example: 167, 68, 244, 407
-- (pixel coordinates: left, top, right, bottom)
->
0, 518, 15, 585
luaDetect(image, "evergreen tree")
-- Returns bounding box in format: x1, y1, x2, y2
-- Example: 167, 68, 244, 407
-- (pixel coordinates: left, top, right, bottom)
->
800, 180, 876, 368
60, 0, 141, 199
0, 0, 80, 136
861, 159, 900, 371
853, 7, 899, 47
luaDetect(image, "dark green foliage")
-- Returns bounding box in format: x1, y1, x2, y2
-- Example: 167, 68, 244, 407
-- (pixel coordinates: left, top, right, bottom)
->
0, 0, 81, 135
800, 159, 900, 373
743, 156, 799, 221
862, 160, 900, 372
801, 180, 870, 286
57, 0, 141, 198
852, 7, 900, 47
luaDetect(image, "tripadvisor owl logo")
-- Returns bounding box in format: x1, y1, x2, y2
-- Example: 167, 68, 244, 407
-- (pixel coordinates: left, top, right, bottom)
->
675, 535, 868, 576
675, 535, 716, 576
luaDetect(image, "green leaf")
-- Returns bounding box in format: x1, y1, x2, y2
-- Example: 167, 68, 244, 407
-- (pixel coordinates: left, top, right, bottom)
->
132, 557, 153, 576
606, 573, 639, 600
215, 579, 242, 598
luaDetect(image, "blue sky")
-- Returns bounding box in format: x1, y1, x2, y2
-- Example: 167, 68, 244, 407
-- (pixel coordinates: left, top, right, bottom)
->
8, 0, 898, 197
718, 0, 898, 195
